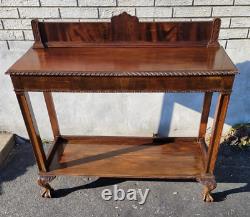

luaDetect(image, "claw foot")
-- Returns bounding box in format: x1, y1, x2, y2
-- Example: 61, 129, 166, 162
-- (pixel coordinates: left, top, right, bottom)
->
41, 187, 54, 198
37, 176, 56, 198
203, 186, 214, 202
197, 174, 217, 202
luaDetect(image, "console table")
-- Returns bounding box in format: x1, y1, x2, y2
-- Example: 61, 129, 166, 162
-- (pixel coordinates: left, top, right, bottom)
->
6, 12, 237, 202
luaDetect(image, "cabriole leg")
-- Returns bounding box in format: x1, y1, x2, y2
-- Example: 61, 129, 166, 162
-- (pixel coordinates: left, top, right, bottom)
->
37, 176, 56, 198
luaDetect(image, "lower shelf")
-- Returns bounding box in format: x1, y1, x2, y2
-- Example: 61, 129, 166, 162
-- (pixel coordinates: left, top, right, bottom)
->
44, 136, 205, 178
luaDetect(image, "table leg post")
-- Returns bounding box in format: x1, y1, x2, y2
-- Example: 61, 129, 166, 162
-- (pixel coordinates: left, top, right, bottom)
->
43, 92, 60, 140
199, 92, 213, 139
15, 91, 47, 172
206, 93, 230, 173
198, 93, 230, 202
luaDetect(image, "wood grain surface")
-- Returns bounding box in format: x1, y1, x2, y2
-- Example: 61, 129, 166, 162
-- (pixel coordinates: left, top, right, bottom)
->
43, 136, 204, 178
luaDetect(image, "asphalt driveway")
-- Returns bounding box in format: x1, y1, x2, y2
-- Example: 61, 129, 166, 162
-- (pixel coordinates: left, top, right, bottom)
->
0, 138, 250, 217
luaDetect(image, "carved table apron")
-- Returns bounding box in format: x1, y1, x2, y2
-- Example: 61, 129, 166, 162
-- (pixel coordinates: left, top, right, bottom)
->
6, 13, 238, 202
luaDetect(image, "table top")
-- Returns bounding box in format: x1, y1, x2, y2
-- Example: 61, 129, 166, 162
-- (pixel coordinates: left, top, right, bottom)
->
7, 46, 237, 77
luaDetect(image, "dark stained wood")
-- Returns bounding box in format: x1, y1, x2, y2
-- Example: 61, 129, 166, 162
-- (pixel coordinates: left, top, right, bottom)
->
198, 138, 208, 167
31, 19, 44, 48
111, 12, 139, 41
7, 13, 237, 201
43, 92, 60, 139
46, 135, 62, 166
15, 92, 47, 172
206, 93, 230, 173
42, 136, 204, 178
40, 22, 110, 44
208, 18, 221, 47
7, 47, 237, 76
199, 92, 213, 139
11, 75, 235, 93
31, 12, 220, 48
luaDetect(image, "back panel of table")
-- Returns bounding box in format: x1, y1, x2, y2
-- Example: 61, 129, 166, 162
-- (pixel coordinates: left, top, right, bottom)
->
32, 12, 221, 48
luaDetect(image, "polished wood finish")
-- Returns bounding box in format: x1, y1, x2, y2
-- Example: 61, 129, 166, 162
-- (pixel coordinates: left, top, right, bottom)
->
43, 92, 60, 140
42, 136, 203, 178
31, 12, 220, 48
11, 74, 235, 93
15, 92, 47, 172
7, 13, 237, 201
31, 19, 44, 48
199, 92, 213, 139
198, 138, 208, 161
7, 47, 236, 76
206, 93, 230, 173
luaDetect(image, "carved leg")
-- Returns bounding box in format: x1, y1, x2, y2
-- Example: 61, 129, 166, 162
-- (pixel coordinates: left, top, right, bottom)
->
37, 176, 56, 198
197, 174, 217, 202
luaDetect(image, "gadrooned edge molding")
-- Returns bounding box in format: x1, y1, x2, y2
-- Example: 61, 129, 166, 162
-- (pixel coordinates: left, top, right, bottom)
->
7, 70, 238, 77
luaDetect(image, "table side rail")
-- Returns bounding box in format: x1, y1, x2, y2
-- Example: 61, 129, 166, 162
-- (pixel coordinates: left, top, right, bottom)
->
11, 75, 235, 93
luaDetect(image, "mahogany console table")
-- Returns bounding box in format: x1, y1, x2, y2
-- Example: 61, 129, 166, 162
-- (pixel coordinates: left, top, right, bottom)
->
6, 12, 237, 202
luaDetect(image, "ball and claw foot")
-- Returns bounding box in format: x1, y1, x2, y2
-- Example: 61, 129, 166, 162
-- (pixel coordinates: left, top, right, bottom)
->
37, 176, 56, 198
203, 186, 215, 202
197, 174, 217, 202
